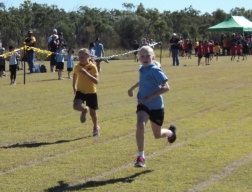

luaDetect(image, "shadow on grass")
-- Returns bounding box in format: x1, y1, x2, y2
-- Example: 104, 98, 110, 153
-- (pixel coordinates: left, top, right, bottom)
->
44, 170, 153, 192
0, 136, 91, 149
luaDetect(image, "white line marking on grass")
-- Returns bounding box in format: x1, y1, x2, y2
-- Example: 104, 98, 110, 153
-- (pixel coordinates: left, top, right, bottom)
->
188, 153, 252, 192
57, 115, 252, 189
0, 113, 251, 187
0, 132, 135, 176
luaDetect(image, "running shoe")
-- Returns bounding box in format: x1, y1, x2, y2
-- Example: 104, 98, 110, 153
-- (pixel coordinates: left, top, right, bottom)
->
168, 124, 177, 143
93, 125, 100, 136
80, 107, 89, 123
134, 156, 146, 167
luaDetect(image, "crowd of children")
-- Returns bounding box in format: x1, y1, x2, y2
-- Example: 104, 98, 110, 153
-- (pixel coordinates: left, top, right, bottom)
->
171, 32, 251, 66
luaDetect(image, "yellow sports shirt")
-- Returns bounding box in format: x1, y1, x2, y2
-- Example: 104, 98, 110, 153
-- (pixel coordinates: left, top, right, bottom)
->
74, 61, 98, 94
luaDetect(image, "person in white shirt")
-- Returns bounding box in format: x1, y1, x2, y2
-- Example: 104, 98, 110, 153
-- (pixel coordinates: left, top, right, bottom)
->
48, 29, 58, 50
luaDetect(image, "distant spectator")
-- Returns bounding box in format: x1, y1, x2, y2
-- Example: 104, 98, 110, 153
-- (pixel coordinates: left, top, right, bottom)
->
57, 32, 67, 48
236, 41, 243, 62
0, 47, 6, 77
132, 40, 140, 62
204, 41, 210, 65
48, 29, 58, 50
67, 47, 74, 79
242, 41, 248, 61
49, 34, 58, 72
194, 39, 199, 57
214, 42, 221, 61
248, 38, 252, 55
89, 42, 96, 61
140, 38, 149, 47
24, 30, 36, 73
197, 40, 204, 66
8, 46, 20, 85
94, 37, 105, 73
230, 42, 237, 61
187, 39, 193, 59
169, 33, 180, 66
56, 43, 66, 80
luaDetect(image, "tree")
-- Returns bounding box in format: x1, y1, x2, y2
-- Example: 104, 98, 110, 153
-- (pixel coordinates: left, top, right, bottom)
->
115, 14, 149, 48
122, 3, 135, 11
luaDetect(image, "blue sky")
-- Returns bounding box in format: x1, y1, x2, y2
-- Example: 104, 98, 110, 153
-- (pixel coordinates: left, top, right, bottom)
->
4, 0, 252, 15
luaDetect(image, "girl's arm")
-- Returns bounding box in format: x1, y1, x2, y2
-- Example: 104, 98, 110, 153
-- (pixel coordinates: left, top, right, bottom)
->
79, 68, 99, 84
72, 73, 78, 94
128, 82, 139, 97
138, 81, 170, 103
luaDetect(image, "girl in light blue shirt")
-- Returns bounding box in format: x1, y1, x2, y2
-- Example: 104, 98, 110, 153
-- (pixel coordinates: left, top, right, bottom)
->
67, 48, 74, 79
127, 46, 177, 167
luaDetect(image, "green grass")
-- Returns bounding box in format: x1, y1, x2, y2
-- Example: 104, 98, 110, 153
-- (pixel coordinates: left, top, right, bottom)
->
0, 54, 252, 192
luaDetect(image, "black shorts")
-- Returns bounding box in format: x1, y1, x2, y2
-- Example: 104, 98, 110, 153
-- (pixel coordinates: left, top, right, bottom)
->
50, 54, 57, 66
74, 91, 98, 110
56, 62, 64, 70
136, 104, 164, 126
198, 54, 203, 58
204, 53, 210, 58
67, 67, 73, 72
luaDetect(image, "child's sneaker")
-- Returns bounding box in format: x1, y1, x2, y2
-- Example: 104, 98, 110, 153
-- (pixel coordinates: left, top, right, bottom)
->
80, 107, 89, 123
134, 156, 146, 167
168, 124, 177, 143
93, 125, 100, 136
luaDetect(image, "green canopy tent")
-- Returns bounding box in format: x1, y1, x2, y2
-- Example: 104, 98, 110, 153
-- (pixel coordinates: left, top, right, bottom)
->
208, 16, 252, 32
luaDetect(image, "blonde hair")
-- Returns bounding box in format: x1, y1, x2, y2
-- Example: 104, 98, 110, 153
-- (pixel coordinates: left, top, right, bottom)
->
139, 46, 155, 57
78, 48, 90, 55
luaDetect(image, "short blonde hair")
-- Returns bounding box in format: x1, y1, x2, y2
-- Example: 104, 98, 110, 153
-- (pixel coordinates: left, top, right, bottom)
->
78, 48, 90, 55
139, 46, 155, 57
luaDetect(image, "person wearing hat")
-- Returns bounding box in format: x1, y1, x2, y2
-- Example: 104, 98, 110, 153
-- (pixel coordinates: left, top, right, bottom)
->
49, 34, 58, 72
24, 30, 36, 73
169, 33, 181, 66
48, 29, 58, 50
57, 32, 67, 48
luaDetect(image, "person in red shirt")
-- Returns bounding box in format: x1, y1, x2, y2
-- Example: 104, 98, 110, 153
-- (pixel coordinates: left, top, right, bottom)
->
230, 42, 237, 61
197, 40, 204, 66
204, 41, 210, 65
236, 41, 243, 62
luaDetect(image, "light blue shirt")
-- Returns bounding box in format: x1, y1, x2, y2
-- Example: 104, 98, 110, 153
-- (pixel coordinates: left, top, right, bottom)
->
56, 49, 65, 62
137, 63, 168, 110
9, 52, 18, 65
94, 43, 104, 57
67, 53, 74, 68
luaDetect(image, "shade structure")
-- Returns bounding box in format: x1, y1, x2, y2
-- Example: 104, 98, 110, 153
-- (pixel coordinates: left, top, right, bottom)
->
208, 16, 252, 32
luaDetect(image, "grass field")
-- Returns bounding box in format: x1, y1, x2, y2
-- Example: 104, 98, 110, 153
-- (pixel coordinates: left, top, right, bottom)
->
0, 53, 252, 192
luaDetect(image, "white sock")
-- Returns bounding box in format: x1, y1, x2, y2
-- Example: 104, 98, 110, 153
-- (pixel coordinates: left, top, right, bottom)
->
138, 151, 145, 158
